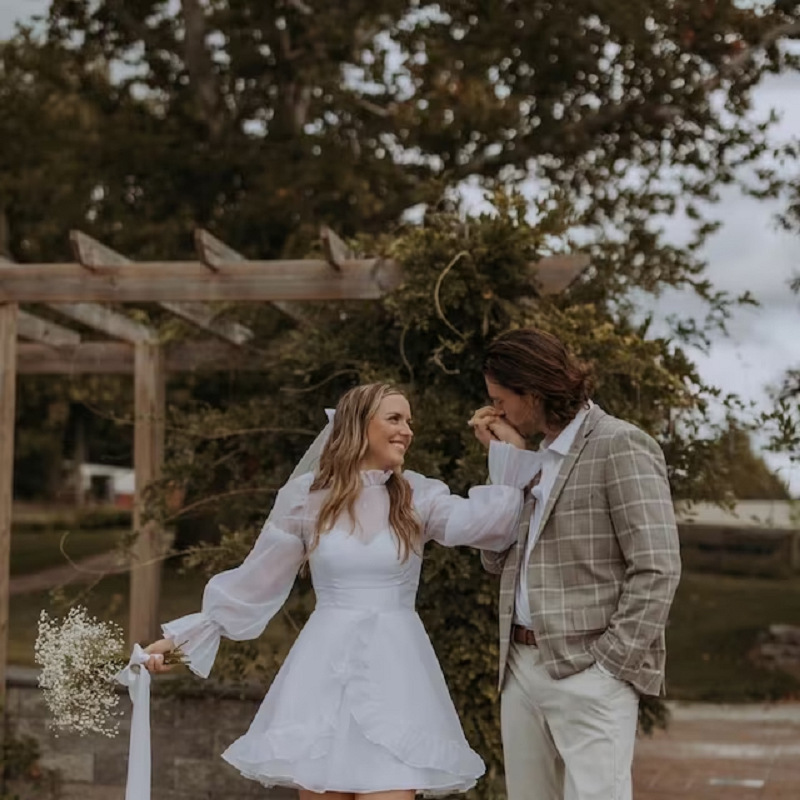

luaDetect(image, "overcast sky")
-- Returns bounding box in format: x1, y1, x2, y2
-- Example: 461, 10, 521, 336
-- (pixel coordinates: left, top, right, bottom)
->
2, 1, 799, 493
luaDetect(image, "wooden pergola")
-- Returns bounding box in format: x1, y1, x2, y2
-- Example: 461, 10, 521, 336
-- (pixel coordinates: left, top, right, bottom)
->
0, 227, 589, 697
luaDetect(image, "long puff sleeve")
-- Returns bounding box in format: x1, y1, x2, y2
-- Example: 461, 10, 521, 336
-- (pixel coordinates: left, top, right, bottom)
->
162, 475, 310, 678
405, 443, 533, 551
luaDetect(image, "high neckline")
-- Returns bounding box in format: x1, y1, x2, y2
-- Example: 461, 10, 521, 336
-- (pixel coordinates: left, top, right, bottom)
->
360, 469, 393, 486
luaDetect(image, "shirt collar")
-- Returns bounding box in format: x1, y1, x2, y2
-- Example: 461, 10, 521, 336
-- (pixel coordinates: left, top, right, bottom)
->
543, 401, 593, 457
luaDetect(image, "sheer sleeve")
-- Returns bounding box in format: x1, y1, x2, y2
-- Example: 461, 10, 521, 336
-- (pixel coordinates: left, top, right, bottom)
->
161, 474, 311, 678
405, 458, 524, 551
488, 440, 543, 487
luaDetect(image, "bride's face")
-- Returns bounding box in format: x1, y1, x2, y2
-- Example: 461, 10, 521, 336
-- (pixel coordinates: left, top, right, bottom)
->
362, 394, 414, 471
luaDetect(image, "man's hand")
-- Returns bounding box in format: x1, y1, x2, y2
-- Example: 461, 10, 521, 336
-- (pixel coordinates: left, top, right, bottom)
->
468, 407, 526, 450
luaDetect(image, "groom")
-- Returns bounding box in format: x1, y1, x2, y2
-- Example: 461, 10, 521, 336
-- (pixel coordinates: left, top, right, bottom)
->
471, 327, 681, 800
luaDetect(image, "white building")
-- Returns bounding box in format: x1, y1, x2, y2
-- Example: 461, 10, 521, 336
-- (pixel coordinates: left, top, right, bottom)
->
675, 499, 799, 530
75, 463, 135, 508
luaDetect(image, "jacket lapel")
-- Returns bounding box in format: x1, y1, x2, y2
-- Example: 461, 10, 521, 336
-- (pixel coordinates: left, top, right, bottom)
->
532, 404, 606, 539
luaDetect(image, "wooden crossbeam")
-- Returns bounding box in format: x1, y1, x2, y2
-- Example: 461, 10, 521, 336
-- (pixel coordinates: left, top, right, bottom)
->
320, 225, 353, 271
0, 252, 587, 304
534, 254, 591, 295
17, 341, 268, 374
3, 249, 156, 345
17, 310, 81, 347
160, 302, 253, 345
72, 231, 254, 345
47, 302, 156, 344
0, 258, 401, 303
195, 229, 309, 327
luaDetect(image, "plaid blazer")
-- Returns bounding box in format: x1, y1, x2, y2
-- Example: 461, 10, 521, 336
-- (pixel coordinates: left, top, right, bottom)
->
481, 405, 681, 697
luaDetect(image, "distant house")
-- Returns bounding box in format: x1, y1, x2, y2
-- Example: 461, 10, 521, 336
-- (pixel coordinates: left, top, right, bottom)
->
675, 500, 798, 530
675, 499, 800, 577
72, 463, 135, 509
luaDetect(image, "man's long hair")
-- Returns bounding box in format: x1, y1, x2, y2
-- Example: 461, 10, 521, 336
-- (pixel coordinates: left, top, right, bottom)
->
310, 383, 421, 561
483, 328, 595, 429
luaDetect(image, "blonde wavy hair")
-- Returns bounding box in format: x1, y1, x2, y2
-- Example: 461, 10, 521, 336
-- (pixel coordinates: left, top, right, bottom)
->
309, 383, 422, 561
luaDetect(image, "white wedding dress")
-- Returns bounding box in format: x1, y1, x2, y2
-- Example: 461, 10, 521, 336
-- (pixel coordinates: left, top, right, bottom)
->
162, 444, 527, 795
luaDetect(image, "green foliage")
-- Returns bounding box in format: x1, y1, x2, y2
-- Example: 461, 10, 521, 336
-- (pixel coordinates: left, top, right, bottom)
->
1, 0, 797, 278
717, 424, 791, 500
764, 280, 799, 471
0, 728, 48, 800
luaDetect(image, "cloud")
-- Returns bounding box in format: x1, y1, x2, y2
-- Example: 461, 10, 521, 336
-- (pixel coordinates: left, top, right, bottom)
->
0, 0, 47, 37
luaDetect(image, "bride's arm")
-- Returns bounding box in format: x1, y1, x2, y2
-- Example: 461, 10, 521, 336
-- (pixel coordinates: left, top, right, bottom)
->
147, 475, 310, 678
406, 442, 541, 551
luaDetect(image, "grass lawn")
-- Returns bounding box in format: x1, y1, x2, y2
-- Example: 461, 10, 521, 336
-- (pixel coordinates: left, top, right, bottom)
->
666, 571, 800, 702
10, 564, 201, 666
11, 527, 125, 575
9, 560, 302, 668
10, 520, 800, 704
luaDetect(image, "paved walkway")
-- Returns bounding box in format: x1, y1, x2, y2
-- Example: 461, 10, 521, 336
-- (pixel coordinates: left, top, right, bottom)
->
9, 551, 126, 595
634, 703, 800, 799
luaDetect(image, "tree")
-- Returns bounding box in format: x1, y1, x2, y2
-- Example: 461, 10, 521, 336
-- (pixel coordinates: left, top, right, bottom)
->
1, 0, 797, 282
765, 276, 800, 468
717, 424, 791, 500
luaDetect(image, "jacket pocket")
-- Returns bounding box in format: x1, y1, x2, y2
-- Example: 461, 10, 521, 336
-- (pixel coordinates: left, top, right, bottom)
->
572, 605, 611, 632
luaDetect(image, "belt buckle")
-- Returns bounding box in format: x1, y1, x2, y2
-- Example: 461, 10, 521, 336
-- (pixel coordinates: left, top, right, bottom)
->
514, 625, 537, 646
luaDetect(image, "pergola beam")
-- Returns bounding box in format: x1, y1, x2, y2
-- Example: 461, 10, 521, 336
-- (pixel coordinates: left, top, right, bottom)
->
534, 253, 591, 295
159, 302, 253, 345
17, 310, 82, 347
195, 229, 309, 326
46, 302, 157, 344
72, 231, 253, 345
17, 340, 268, 374
320, 225, 353, 271
0, 259, 399, 303
0, 253, 587, 304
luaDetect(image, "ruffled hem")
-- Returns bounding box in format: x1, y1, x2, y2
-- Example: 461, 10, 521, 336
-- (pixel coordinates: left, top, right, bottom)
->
222, 611, 483, 792
220, 760, 477, 796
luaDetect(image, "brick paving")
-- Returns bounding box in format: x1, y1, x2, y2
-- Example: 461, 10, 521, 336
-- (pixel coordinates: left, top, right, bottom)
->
634, 703, 800, 799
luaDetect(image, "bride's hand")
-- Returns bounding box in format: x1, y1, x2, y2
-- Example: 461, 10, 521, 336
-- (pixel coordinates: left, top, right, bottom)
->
468, 406, 500, 449
144, 638, 176, 673
487, 417, 526, 449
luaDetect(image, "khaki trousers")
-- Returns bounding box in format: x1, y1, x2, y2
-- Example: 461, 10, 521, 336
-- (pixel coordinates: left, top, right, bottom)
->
500, 642, 639, 800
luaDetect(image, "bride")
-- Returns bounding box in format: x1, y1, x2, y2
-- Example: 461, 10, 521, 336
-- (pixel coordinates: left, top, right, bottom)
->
143, 382, 531, 799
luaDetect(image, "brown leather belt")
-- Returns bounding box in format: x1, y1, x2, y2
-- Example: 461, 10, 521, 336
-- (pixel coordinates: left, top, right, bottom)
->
512, 624, 538, 646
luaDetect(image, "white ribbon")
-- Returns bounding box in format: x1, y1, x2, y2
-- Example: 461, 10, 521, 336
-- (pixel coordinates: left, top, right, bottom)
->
116, 644, 156, 800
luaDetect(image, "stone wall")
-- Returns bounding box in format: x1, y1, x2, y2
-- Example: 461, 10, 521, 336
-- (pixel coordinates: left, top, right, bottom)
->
4, 666, 292, 800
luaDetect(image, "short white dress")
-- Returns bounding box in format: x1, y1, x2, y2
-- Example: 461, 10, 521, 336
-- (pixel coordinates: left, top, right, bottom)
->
162, 443, 528, 795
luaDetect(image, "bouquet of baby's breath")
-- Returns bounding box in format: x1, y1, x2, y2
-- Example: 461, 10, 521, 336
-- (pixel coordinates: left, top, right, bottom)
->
35, 606, 185, 737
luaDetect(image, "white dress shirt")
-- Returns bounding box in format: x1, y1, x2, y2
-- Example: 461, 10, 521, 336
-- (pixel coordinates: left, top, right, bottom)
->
514, 402, 592, 628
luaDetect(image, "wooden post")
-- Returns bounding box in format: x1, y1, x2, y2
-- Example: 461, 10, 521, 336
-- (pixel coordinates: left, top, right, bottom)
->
0, 304, 18, 704
129, 342, 166, 645
73, 415, 86, 508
